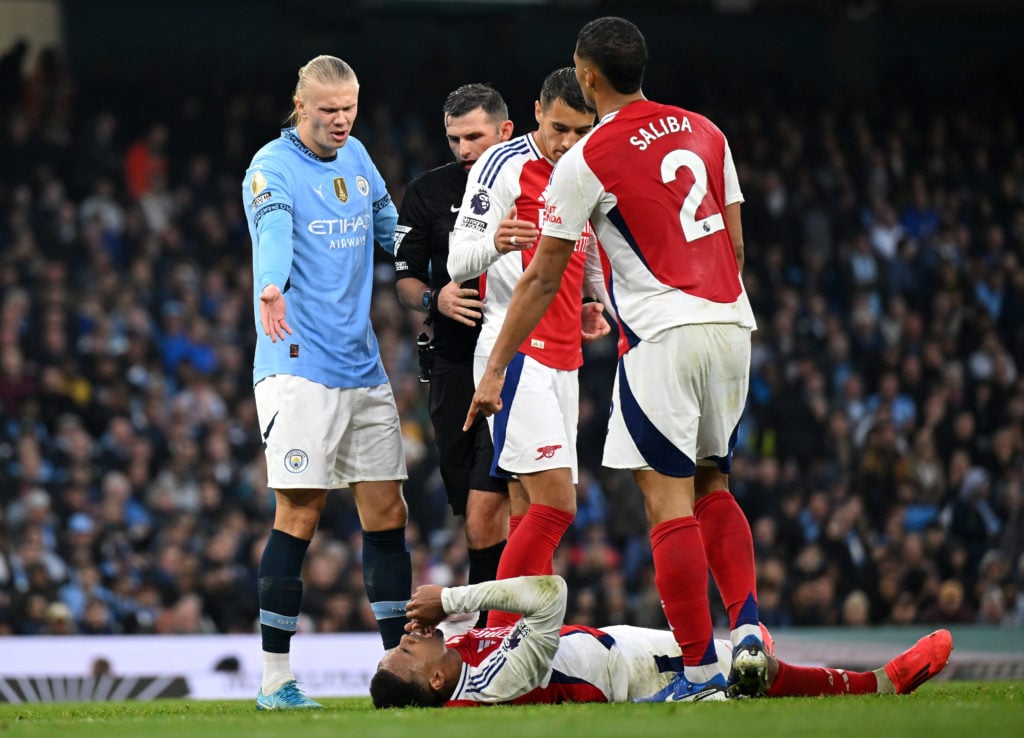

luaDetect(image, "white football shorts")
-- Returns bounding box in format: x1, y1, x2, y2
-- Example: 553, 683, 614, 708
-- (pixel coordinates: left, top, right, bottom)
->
474, 352, 579, 482
602, 626, 733, 700
603, 323, 751, 475
255, 374, 408, 490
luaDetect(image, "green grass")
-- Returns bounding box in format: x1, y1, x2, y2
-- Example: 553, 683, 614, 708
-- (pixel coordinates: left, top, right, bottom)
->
0, 682, 1020, 738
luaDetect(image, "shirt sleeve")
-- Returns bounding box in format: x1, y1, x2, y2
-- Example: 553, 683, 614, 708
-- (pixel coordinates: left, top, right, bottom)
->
541, 146, 599, 243
369, 159, 398, 255
723, 138, 744, 206
247, 160, 294, 292
394, 181, 432, 283
447, 148, 515, 284
583, 236, 614, 317
443, 576, 567, 703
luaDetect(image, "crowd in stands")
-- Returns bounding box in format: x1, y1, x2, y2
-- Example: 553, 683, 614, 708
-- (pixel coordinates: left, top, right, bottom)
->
0, 37, 1021, 640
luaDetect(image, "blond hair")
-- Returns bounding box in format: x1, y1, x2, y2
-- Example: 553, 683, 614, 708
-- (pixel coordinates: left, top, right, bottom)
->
287, 55, 357, 126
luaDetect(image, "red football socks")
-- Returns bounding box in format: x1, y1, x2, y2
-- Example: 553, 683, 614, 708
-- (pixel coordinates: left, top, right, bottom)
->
651, 516, 716, 666
487, 504, 573, 628
695, 489, 759, 628
769, 660, 879, 696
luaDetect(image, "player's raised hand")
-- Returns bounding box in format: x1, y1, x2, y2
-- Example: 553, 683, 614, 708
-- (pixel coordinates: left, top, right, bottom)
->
259, 284, 293, 342
493, 205, 539, 254
437, 280, 484, 327
406, 584, 446, 626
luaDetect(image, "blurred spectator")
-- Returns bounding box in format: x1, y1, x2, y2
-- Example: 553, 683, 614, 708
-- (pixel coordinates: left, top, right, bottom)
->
43, 600, 76, 635
920, 579, 975, 624
124, 123, 168, 200
0, 29, 1020, 639
840, 589, 872, 627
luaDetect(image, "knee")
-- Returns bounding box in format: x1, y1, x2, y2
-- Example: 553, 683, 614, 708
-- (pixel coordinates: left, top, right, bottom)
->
364, 495, 409, 532
375, 498, 409, 531
274, 501, 324, 539
464, 515, 506, 549
465, 491, 510, 546
553, 498, 577, 517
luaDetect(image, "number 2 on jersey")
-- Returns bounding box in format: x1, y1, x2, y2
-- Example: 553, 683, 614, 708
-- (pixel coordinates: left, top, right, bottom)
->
660, 149, 725, 242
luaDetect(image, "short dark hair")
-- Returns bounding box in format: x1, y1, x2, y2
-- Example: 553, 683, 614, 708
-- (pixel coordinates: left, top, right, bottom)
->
575, 16, 647, 95
539, 67, 594, 116
369, 669, 445, 709
443, 83, 509, 122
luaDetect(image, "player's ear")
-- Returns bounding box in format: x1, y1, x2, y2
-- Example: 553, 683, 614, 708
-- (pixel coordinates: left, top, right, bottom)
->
579, 66, 595, 93
499, 119, 514, 142
428, 668, 446, 692
293, 96, 305, 118
534, 100, 543, 125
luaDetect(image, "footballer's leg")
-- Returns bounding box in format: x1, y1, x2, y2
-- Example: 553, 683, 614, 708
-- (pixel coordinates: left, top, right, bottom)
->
693, 324, 765, 698
765, 630, 953, 697
256, 489, 325, 710
881, 629, 954, 694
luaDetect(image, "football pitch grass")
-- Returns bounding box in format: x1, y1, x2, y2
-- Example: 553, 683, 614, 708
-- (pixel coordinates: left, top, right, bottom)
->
0, 681, 1020, 738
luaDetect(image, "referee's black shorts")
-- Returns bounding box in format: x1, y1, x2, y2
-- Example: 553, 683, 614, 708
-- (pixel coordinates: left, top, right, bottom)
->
428, 357, 507, 516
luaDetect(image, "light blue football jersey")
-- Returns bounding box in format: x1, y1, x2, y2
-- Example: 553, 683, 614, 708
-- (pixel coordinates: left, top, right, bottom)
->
243, 128, 398, 388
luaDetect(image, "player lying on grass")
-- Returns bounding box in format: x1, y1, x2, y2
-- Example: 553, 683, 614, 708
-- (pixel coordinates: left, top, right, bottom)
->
370, 575, 952, 707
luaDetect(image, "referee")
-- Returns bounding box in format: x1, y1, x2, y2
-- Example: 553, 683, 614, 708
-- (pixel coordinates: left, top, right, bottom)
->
394, 84, 513, 607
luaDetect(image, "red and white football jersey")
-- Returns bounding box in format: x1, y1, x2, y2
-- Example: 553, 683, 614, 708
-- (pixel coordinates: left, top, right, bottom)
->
542, 100, 756, 344
449, 133, 595, 371
444, 623, 625, 706
435, 576, 735, 706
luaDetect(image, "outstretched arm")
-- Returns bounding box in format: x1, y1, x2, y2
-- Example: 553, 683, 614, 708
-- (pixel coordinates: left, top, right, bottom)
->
464, 235, 575, 430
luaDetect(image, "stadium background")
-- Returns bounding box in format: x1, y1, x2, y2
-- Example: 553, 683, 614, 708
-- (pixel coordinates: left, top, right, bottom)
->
1, 0, 1022, 698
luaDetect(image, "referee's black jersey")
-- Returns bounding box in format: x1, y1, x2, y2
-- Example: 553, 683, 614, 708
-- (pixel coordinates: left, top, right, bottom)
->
394, 161, 481, 364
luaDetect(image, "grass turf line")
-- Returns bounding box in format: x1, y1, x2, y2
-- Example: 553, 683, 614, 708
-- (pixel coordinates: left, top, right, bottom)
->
0, 681, 1020, 738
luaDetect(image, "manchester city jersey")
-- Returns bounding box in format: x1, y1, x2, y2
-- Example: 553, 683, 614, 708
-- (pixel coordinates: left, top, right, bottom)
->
244, 128, 398, 388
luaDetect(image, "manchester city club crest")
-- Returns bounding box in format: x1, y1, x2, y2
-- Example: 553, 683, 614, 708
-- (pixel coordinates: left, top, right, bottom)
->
285, 449, 309, 473
333, 177, 348, 203
356, 175, 369, 196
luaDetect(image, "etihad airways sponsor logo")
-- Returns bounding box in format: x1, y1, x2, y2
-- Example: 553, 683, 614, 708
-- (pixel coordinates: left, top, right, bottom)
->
308, 215, 371, 235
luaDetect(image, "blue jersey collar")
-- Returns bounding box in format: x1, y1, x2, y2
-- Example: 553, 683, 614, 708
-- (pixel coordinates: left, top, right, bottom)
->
281, 127, 338, 162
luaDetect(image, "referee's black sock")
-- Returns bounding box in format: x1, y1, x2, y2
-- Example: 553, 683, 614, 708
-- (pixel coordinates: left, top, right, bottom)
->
468, 539, 506, 627
362, 527, 411, 649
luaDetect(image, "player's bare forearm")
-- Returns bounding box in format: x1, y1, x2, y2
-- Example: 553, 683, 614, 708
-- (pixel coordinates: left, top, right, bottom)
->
396, 276, 430, 312
464, 236, 573, 430
484, 235, 573, 374
725, 202, 744, 273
